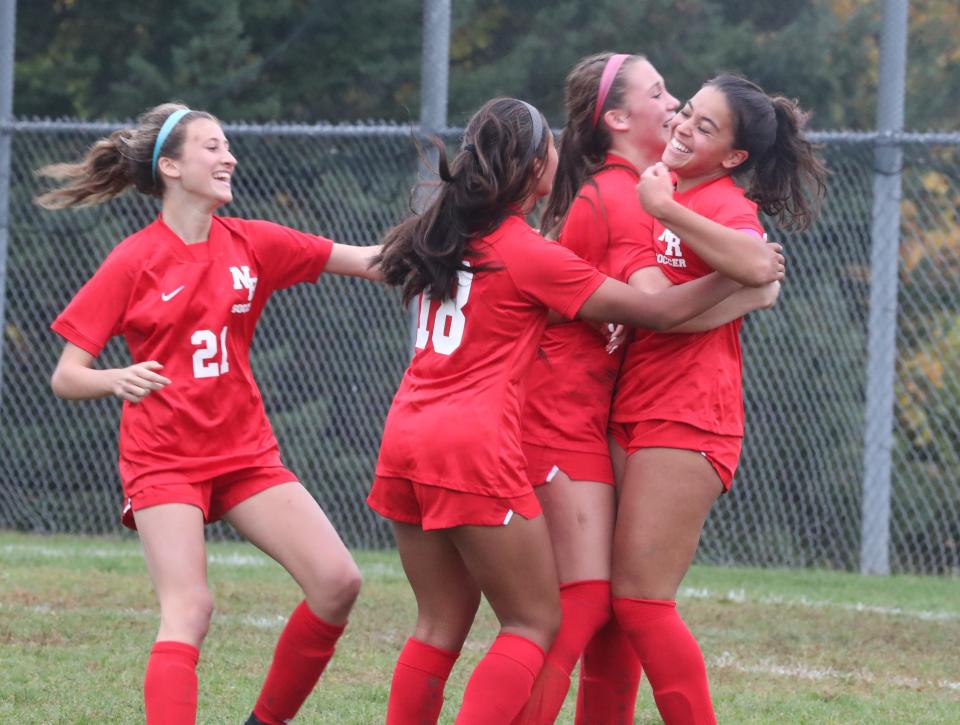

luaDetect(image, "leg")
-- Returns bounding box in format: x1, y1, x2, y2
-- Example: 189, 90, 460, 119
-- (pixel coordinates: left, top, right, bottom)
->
226, 482, 362, 725
612, 448, 723, 725
514, 474, 616, 725
449, 514, 561, 724
387, 522, 481, 725
226, 482, 361, 622
537, 472, 615, 584
609, 437, 628, 488
574, 437, 643, 725
575, 616, 642, 725
135, 503, 212, 725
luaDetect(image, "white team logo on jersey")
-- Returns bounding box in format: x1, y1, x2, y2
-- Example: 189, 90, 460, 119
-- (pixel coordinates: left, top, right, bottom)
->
656, 229, 687, 269
229, 265, 258, 301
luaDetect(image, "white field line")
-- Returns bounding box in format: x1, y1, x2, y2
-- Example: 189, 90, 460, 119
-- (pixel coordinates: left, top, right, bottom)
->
710, 651, 960, 694
678, 586, 960, 623
0, 601, 287, 631
5, 542, 958, 623
1, 543, 409, 574
0, 543, 267, 567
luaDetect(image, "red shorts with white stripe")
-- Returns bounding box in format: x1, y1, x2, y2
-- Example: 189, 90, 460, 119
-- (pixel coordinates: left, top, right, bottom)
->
121, 465, 299, 530
367, 476, 542, 530
608, 419, 742, 491
522, 442, 615, 487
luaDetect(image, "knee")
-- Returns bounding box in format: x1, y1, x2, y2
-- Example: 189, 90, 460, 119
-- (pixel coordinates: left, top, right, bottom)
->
334, 561, 363, 609
413, 591, 481, 651
542, 602, 563, 643
160, 588, 214, 643
504, 598, 562, 650
306, 559, 362, 619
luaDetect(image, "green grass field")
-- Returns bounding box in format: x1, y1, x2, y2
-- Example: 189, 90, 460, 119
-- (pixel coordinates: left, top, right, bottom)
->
2, 531, 958, 724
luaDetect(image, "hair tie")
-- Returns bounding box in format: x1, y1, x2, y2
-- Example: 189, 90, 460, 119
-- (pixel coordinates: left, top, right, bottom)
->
519, 100, 544, 162
151, 108, 192, 180
593, 54, 629, 128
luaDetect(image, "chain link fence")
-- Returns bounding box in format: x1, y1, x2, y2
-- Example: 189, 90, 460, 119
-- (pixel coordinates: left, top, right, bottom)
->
1, 122, 958, 573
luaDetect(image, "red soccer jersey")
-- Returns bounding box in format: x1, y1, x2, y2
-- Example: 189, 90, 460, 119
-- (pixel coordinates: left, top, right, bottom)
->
612, 175, 764, 436
375, 215, 605, 497
521, 154, 657, 454
51, 215, 333, 495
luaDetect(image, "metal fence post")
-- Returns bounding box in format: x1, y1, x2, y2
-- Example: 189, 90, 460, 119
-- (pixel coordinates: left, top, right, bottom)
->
0, 0, 19, 415
860, 0, 909, 575
407, 0, 451, 352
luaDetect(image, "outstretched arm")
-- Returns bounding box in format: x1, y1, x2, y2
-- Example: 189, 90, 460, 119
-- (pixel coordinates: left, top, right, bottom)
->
51, 342, 171, 403
638, 163, 784, 287
326, 243, 384, 281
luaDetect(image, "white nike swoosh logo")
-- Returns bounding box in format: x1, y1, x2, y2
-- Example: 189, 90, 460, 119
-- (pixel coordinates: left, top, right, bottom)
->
161, 285, 185, 302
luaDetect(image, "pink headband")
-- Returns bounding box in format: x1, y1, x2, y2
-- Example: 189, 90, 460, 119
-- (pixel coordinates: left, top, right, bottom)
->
592, 53, 630, 128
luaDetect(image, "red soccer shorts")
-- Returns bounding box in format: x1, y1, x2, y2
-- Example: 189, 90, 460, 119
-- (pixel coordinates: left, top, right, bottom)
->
608, 419, 742, 491
121, 465, 299, 530
523, 442, 615, 487
367, 476, 542, 530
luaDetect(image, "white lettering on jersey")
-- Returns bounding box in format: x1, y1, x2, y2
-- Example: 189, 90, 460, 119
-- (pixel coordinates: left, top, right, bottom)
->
659, 229, 683, 258
657, 229, 687, 268
231, 302, 252, 314
229, 265, 258, 302
656, 253, 688, 268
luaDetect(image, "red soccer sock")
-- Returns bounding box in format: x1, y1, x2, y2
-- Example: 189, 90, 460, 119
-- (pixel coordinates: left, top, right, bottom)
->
252, 600, 346, 725
612, 597, 716, 725
455, 633, 545, 725
575, 617, 642, 725
144, 640, 199, 725
513, 580, 612, 725
386, 637, 460, 725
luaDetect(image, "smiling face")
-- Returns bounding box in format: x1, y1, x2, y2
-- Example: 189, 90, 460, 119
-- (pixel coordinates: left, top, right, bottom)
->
158, 118, 237, 207
610, 58, 680, 161
661, 84, 748, 186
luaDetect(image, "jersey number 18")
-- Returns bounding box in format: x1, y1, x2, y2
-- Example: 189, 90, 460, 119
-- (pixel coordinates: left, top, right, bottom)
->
415, 266, 473, 356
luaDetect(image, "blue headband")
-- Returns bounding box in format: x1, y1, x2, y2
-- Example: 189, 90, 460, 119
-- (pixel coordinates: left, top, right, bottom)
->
151, 108, 192, 180
519, 101, 544, 162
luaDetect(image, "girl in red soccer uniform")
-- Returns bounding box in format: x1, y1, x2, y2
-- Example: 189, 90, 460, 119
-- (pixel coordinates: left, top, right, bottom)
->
368, 97, 749, 724
42, 103, 381, 725
514, 54, 784, 725
608, 75, 827, 723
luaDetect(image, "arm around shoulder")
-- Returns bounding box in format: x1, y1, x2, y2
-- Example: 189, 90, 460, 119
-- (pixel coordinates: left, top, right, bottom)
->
577, 274, 741, 331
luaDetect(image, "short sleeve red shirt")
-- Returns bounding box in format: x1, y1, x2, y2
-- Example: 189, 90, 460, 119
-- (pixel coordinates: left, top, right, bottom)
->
375, 215, 605, 497
612, 176, 763, 436
521, 154, 658, 453
51, 215, 333, 495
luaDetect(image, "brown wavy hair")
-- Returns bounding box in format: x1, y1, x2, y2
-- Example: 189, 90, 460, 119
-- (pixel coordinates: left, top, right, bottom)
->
35, 103, 217, 209
707, 74, 827, 231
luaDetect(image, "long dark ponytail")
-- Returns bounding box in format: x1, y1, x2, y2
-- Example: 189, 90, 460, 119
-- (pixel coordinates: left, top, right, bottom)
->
376, 97, 549, 304
707, 74, 827, 231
